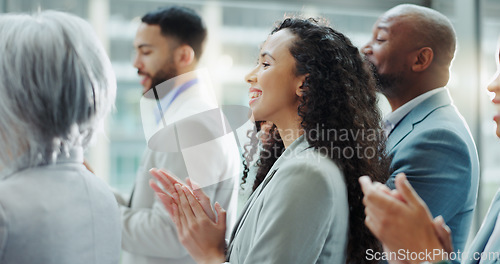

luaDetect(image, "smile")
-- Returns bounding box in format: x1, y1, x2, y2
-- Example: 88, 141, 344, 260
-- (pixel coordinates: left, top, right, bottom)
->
249, 91, 262, 99
248, 88, 262, 105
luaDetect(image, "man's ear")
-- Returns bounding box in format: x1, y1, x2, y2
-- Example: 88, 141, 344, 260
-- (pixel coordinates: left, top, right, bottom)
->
174, 44, 195, 68
411, 47, 433, 72
295, 74, 309, 97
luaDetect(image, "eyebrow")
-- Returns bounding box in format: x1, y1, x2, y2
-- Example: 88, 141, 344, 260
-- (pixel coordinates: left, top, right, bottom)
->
260, 51, 275, 60
136, 44, 153, 49
376, 26, 389, 31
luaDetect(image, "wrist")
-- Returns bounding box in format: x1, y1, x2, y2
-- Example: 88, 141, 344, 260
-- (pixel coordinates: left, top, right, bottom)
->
199, 249, 225, 264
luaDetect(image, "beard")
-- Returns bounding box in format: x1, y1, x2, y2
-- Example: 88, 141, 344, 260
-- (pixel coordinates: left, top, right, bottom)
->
365, 58, 403, 97
150, 64, 178, 90
138, 60, 179, 99
142, 59, 178, 98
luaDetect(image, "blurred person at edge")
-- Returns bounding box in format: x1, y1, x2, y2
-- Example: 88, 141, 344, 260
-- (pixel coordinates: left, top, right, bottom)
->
0, 11, 121, 264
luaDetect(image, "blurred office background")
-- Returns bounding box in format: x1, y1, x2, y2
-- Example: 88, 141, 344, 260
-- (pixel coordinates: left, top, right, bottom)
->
2, 0, 500, 235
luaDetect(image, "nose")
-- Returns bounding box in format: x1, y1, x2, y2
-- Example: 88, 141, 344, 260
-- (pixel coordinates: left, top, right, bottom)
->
245, 65, 258, 84
488, 70, 500, 93
361, 42, 372, 55
132, 52, 142, 70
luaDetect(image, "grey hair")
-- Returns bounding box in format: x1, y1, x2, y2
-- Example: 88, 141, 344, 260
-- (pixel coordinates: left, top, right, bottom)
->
0, 11, 116, 173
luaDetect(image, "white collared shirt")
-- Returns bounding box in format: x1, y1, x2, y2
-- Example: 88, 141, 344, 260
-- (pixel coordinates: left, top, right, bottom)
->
383, 87, 447, 136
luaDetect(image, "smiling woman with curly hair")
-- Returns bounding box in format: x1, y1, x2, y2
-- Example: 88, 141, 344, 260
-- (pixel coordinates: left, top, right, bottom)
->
151, 17, 390, 264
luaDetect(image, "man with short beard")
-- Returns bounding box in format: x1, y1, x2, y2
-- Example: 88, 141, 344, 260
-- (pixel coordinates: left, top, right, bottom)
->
115, 6, 240, 264
362, 4, 479, 256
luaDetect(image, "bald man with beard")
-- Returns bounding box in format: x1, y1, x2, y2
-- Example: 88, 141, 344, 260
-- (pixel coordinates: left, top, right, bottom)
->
362, 4, 479, 255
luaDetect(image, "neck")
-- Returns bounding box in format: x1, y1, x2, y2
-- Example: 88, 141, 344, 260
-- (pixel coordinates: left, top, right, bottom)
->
385, 72, 447, 112
274, 118, 302, 149
386, 87, 442, 112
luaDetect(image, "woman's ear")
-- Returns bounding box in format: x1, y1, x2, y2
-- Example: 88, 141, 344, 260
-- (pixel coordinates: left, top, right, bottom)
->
296, 74, 309, 97
174, 44, 195, 68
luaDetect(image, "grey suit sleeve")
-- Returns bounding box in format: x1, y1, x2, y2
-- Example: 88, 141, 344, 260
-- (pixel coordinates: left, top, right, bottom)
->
0, 202, 6, 261
239, 162, 340, 264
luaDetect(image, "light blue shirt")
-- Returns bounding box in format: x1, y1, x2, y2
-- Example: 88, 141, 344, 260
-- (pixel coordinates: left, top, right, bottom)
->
383, 87, 447, 136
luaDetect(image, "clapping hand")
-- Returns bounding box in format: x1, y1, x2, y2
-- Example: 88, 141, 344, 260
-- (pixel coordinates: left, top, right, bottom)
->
149, 168, 226, 264
359, 173, 452, 264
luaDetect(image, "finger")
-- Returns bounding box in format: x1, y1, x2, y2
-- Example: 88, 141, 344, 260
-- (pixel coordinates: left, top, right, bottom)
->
214, 202, 227, 228
171, 203, 184, 239
190, 181, 211, 205
432, 215, 453, 253
394, 173, 424, 206
363, 184, 402, 212
176, 184, 196, 223
373, 181, 392, 194
173, 190, 189, 233
359, 176, 374, 195
182, 185, 210, 219
150, 168, 178, 195
156, 192, 175, 216
149, 179, 167, 196
186, 178, 216, 221
159, 168, 184, 185
389, 189, 406, 203
363, 209, 382, 239
185, 178, 193, 190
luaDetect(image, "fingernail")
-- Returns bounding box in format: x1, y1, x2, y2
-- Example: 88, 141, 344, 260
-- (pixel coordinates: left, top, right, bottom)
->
191, 180, 201, 190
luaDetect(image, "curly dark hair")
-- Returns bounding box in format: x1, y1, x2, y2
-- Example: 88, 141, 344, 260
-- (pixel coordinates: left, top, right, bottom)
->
241, 18, 390, 264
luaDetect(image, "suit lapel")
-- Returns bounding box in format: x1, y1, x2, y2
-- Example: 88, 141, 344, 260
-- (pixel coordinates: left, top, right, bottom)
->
463, 191, 500, 264
226, 169, 278, 258
387, 89, 452, 152
226, 136, 309, 260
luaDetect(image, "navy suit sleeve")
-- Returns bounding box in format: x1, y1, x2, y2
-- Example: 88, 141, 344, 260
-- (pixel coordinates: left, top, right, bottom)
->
387, 128, 472, 221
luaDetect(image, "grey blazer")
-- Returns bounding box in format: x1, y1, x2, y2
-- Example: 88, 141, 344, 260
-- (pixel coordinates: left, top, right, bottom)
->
119, 80, 240, 264
0, 148, 121, 264
386, 89, 479, 254
463, 189, 500, 264
227, 135, 349, 264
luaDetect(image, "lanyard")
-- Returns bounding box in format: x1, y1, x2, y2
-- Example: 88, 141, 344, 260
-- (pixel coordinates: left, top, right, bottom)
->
154, 78, 198, 126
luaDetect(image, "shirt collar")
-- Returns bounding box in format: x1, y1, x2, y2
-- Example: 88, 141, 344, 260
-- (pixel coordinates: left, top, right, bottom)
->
384, 87, 447, 134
